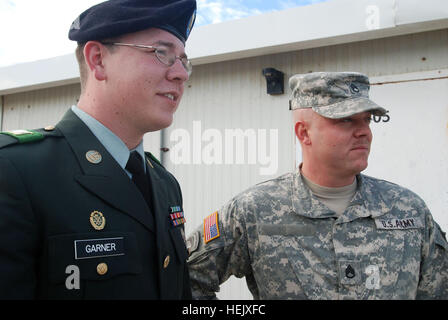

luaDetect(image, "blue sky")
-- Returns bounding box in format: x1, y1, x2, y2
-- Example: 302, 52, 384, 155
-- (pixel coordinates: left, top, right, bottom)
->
195, 0, 327, 25
0, 0, 328, 67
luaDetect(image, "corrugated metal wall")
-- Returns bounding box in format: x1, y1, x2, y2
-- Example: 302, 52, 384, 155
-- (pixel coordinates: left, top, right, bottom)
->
0, 84, 162, 159
367, 71, 448, 232
2, 84, 80, 131
164, 28, 448, 299
1, 28, 447, 299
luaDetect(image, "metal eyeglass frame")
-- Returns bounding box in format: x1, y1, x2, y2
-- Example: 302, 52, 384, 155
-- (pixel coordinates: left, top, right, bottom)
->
101, 42, 192, 76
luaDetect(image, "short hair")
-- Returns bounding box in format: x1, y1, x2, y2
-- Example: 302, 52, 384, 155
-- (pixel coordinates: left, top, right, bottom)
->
75, 42, 87, 92
75, 41, 117, 92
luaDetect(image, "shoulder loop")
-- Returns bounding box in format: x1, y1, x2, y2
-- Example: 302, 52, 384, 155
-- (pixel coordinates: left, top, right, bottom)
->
0, 129, 44, 144
145, 152, 163, 168
0, 127, 62, 149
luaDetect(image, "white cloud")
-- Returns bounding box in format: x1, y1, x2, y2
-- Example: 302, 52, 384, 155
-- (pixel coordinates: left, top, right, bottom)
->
196, 0, 263, 26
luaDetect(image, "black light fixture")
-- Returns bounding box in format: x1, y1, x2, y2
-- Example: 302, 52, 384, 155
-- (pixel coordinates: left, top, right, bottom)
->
262, 68, 284, 95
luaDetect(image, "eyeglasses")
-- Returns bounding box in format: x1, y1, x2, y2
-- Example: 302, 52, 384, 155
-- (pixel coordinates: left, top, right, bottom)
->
101, 42, 192, 76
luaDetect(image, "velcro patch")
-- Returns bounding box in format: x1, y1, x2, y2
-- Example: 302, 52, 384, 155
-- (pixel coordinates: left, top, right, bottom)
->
338, 260, 362, 285
74, 237, 125, 259
375, 218, 423, 230
203, 211, 220, 244
186, 231, 200, 254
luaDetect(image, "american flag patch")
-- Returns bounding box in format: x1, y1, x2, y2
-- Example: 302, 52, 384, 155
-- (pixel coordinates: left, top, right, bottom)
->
203, 211, 220, 244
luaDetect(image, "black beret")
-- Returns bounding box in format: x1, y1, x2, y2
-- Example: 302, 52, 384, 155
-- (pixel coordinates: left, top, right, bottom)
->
68, 0, 197, 44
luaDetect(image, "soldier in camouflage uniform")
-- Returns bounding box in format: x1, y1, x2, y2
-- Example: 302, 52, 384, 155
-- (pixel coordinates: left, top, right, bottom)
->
186, 72, 448, 299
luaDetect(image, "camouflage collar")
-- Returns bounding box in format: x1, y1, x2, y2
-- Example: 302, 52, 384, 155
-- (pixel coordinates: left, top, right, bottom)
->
292, 171, 337, 219
292, 171, 389, 221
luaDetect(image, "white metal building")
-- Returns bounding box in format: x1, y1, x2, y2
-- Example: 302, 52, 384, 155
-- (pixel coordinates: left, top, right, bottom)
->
1, 0, 447, 299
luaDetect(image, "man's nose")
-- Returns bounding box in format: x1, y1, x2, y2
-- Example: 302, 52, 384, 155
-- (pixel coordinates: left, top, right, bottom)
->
167, 58, 189, 82
354, 121, 372, 138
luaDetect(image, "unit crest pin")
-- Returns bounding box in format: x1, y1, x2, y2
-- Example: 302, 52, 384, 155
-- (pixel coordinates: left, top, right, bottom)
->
90, 210, 106, 230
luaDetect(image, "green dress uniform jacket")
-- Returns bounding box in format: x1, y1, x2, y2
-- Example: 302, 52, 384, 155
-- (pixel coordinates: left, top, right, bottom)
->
0, 109, 192, 299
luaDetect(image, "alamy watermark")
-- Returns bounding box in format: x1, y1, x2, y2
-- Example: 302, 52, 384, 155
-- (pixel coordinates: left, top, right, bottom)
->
169, 121, 279, 176
365, 5, 380, 30
65, 265, 80, 290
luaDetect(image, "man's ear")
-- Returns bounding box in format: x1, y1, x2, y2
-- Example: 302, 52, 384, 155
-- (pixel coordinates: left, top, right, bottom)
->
83, 41, 107, 81
295, 121, 311, 145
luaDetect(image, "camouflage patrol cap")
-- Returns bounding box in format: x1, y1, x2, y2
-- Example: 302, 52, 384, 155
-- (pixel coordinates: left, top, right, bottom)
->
289, 72, 387, 119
